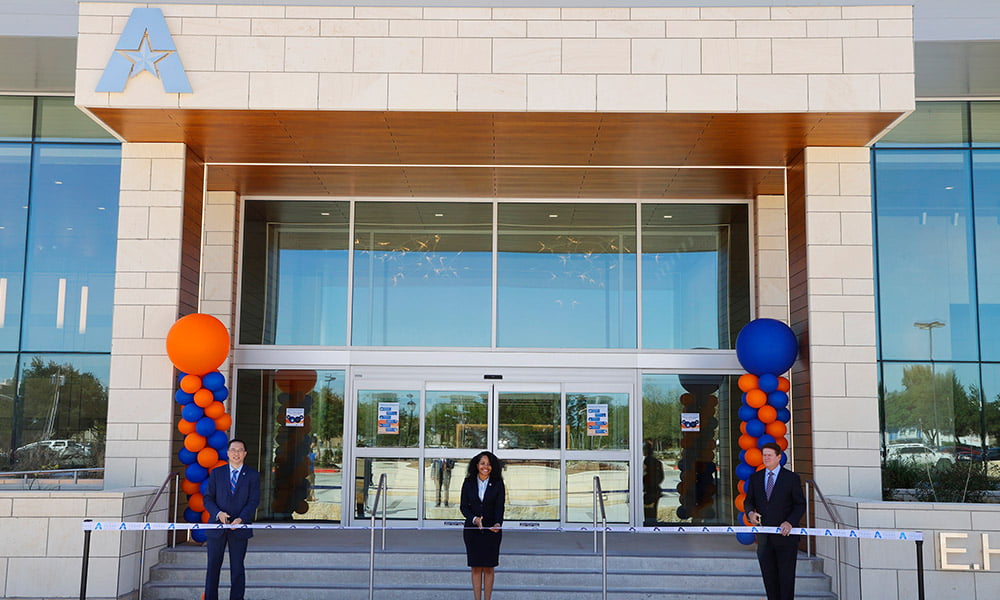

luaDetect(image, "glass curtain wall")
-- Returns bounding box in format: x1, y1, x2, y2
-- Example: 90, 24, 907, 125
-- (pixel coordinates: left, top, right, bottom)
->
874, 101, 1000, 476
0, 97, 119, 474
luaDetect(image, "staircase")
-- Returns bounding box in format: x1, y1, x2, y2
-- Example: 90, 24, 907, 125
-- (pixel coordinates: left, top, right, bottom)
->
142, 529, 836, 599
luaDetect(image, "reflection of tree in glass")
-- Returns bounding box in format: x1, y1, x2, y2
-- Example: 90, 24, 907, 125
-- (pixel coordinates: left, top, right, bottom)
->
313, 384, 344, 467
566, 394, 628, 450
499, 395, 559, 449
356, 392, 419, 448
425, 396, 487, 448
641, 383, 682, 452
883, 365, 978, 447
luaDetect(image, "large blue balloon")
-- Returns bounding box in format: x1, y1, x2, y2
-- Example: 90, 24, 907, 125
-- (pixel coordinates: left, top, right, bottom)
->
185, 463, 208, 483
181, 403, 204, 422
736, 532, 756, 545
195, 416, 217, 437
191, 529, 208, 543
178, 447, 198, 465
202, 371, 226, 391
735, 318, 798, 376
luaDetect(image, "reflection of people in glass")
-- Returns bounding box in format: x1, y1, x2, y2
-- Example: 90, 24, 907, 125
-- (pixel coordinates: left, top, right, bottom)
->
642, 440, 664, 525
355, 458, 373, 518
461, 451, 505, 600
432, 457, 455, 506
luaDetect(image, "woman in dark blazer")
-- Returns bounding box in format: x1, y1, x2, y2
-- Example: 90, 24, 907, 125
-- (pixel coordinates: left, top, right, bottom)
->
460, 451, 505, 600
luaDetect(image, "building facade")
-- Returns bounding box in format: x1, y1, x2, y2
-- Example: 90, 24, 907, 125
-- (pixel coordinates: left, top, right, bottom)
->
0, 1, 998, 599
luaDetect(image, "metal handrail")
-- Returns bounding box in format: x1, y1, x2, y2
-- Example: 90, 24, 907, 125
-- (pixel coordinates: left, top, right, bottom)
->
138, 473, 178, 600
805, 480, 842, 600
368, 473, 388, 600
0, 467, 104, 488
593, 476, 608, 600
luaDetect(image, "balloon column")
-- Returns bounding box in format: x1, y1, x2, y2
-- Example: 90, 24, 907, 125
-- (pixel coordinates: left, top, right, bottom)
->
732, 318, 798, 545
675, 374, 722, 522
166, 314, 232, 544
270, 370, 317, 518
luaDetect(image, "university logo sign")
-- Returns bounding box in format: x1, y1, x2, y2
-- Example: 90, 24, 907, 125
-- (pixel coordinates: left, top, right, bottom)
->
96, 7, 191, 93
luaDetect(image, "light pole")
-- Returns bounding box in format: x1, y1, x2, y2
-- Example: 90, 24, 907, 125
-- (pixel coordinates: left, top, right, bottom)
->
914, 321, 945, 447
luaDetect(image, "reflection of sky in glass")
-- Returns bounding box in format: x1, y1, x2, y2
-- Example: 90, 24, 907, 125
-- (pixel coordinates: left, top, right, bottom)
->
874, 150, 978, 361
274, 248, 348, 345
642, 250, 719, 349
22, 145, 120, 352
0, 145, 30, 351
973, 151, 1000, 361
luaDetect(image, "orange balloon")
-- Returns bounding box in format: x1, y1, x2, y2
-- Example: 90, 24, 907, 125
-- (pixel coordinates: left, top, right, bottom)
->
738, 434, 758, 450
188, 493, 205, 513
744, 448, 763, 467
194, 389, 214, 407
777, 377, 790, 392
295, 500, 309, 515
679, 392, 694, 406
211, 459, 228, 471
738, 374, 759, 393
737, 480, 745, 495
766, 421, 787, 438
746, 389, 767, 409
166, 313, 230, 376
204, 401, 226, 419
704, 395, 718, 408
742, 512, 754, 526
180, 374, 203, 394
214, 413, 232, 431
739, 422, 747, 435
273, 369, 318, 395
776, 436, 789, 452
197, 447, 219, 468
756, 464, 766, 471
757, 405, 777, 424
734, 493, 746, 513
184, 433, 207, 453
178, 419, 197, 435
200, 510, 210, 523
181, 478, 200, 495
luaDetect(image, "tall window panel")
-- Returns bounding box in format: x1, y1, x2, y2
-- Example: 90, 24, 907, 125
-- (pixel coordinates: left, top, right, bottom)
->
497, 203, 637, 349
352, 202, 492, 347
874, 150, 979, 362
0, 145, 30, 351
981, 365, 1000, 462
972, 151, 1000, 361
21, 144, 120, 352
0, 355, 16, 469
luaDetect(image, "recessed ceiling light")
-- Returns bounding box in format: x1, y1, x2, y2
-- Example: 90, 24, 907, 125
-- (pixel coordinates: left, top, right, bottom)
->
54, 181, 63, 185
663, 215, 673, 219
549, 214, 558, 218
434, 213, 444, 217
320, 212, 330, 216
944, 186, 954, 190
97, 207, 105, 211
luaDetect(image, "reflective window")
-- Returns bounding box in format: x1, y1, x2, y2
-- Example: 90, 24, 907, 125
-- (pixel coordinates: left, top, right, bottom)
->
971, 102, 1000, 147
878, 102, 969, 147
0, 354, 15, 468
981, 365, 1000, 470
34, 97, 116, 142
0, 96, 33, 141
0, 145, 30, 350
566, 460, 629, 523
11, 354, 108, 472
502, 458, 559, 521
881, 362, 982, 463
424, 390, 488, 449
972, 151, 1000, 361
497, 203, 636, 349
641, 204, 749, 349
874, 150, 979, 361
423, 457, 462, 519
566, 392, 628, 450
355, 457, 419, 520
356, 389, 420, 448
497, 391, 560, 450
352, 202, 492, 347
22, 144, 120, 352
239, 200, 350, 345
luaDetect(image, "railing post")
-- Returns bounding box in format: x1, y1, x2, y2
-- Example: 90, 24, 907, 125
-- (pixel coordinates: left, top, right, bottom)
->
805, 481, 812, 555
916, 539, 925, 600
593, 476, 598, 553
80, 520, 92, 600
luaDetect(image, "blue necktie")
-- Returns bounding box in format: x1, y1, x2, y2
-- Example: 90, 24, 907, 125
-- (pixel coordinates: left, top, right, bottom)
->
765, 471, 775, 500
230, 469, 238, 494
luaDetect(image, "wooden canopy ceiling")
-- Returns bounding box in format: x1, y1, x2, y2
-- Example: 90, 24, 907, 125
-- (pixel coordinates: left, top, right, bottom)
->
90, 108, 901, 199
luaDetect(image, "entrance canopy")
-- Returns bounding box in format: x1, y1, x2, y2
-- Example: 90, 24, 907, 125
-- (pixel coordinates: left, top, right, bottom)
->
89, 108, 899, 199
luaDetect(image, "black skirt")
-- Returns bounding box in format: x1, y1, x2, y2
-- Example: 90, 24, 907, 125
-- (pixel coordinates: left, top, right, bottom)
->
463, 526, 502, 567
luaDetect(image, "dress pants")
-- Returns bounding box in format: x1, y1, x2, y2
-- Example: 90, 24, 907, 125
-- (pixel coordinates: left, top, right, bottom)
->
205, 531, 249, 600
756, 534, 798, 600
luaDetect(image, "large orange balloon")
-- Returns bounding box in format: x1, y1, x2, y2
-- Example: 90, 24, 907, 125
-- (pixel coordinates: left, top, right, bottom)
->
197, 447, 219, 468
184, 433, 207, 453
188, 493, 205, 513
274, 369, 318, 395
757, 405, 777, 424
181, 478, 200, 495
746, 389, 767, 409
766, 421, 787, 438
744, 448, 763, 467
204, 400, 226, 419
166, 314, 230, 376
738, 374, 759, 393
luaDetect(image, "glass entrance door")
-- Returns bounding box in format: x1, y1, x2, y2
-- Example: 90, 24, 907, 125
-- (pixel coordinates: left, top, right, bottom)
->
349, 380, 632, 526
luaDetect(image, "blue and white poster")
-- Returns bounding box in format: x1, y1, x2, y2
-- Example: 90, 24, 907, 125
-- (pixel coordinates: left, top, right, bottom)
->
378, 402, 399, 434
680, 412, 701, 432
587, 404, 609, 436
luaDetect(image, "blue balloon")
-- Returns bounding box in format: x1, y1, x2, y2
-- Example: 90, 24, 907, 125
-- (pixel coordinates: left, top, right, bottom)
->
758, 373, 779, 393
183, 508, 201, 523
177, 372, 188, 385
277, 392, 290, 405
212, 387, 229, 402
735, 318, 798, 376
208, 429, 229, 451
178, 447, 198, 465
175, 389, 195, 405
777, 408, 791, 423
738, 450, 746, 464
200, 479, 210, 496
735, 463, 755, 481
758, 434, 777, 447
738, 404, 757, 422
676, 506, 690, 520
181, 403, 204, 422
202, 371, 226, 391
780, 453, 788, 467
185, 463, 208, 483
736, 532, 756, 545
746, 419, 766, 437
191, 529, 208, 543
195, 416, 217, 437
767, 391, 789, 409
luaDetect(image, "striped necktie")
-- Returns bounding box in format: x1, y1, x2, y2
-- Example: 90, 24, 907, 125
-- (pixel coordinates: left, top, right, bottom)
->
765, 471, 775, 500
230, 469, 238, 494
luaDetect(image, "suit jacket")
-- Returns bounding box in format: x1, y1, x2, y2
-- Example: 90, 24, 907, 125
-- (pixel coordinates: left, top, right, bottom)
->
744, 466, 805, 542
460, 476, 505, 529
204, 463, 261, 539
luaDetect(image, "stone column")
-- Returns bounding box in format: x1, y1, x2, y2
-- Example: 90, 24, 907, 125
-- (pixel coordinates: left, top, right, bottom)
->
200, 190, 239, 377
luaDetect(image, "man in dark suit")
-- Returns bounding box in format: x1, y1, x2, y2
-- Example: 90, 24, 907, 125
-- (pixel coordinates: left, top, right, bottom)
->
203, 439, 260, 600
744, 442, 806, 600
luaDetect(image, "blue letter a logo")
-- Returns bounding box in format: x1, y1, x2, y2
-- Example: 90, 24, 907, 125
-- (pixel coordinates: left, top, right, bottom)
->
96, 8, 192, 93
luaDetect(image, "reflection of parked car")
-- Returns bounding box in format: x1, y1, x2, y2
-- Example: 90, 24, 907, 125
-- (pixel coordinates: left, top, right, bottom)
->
886, 443, 955, 470
13, 440, 93, 468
